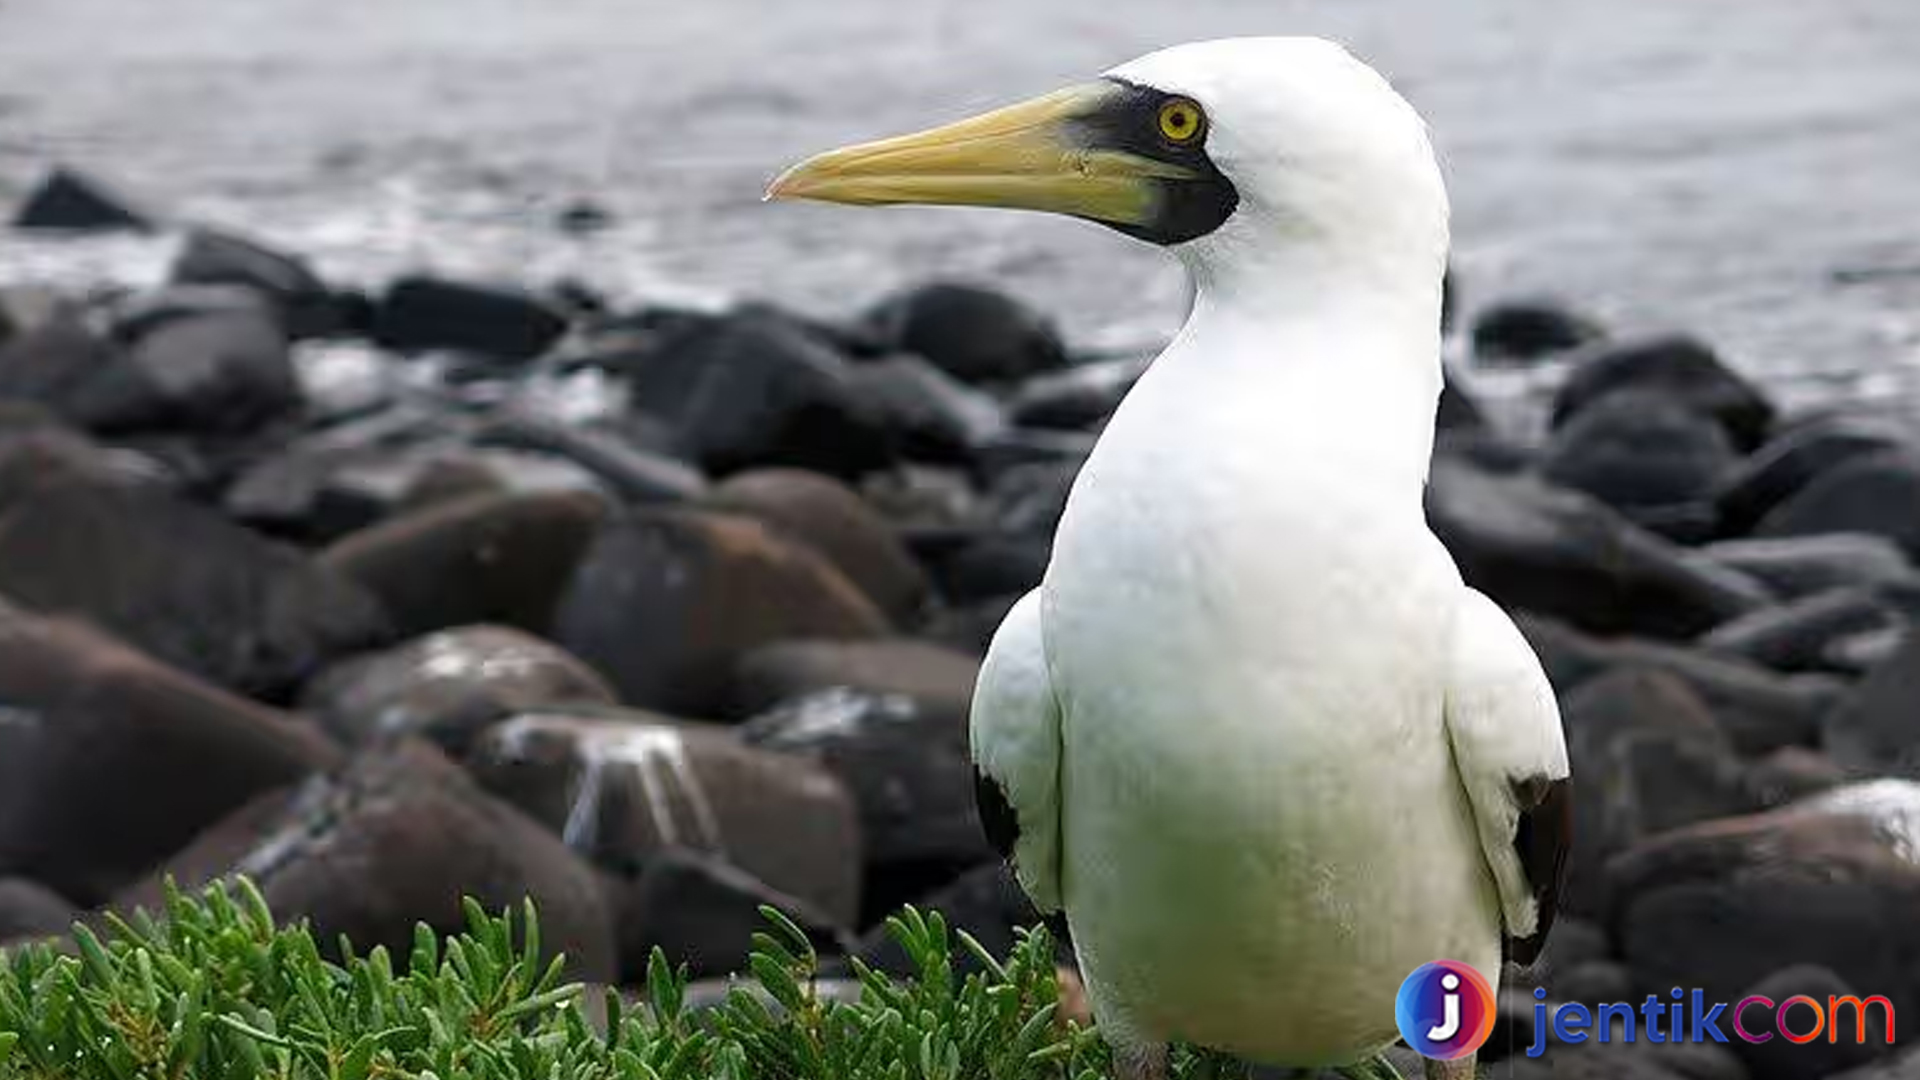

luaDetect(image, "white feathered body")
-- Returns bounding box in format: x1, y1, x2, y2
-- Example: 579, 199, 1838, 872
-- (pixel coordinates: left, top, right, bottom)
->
1040, 302, 1499, 1065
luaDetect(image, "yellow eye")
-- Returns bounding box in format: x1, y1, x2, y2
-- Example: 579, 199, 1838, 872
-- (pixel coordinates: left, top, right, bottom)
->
1157, 98, 1203, 143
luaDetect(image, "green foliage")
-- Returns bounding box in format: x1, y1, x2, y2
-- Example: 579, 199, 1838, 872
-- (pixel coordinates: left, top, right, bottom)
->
0, 879, 1192, 1080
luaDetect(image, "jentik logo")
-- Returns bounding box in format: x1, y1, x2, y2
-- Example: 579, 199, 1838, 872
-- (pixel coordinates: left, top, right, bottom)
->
1396, 961, 1496, 1060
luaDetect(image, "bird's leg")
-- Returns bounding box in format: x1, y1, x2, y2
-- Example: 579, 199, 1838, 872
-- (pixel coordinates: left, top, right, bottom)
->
1421, 1054, 1474, 1080
1113, 1041, 1169, 1080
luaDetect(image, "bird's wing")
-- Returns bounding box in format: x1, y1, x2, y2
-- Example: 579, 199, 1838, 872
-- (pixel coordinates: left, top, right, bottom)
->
1442, 587, 1571, 965
969, 589, 1064, 914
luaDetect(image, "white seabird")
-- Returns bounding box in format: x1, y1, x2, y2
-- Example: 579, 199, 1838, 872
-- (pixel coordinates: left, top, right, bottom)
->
770, 37, 1571, 1080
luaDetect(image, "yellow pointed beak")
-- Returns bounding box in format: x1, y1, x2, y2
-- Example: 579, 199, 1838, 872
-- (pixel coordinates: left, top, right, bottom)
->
766, 83, 1192, 227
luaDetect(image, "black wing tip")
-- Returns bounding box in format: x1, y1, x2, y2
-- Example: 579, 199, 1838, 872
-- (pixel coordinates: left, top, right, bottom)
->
1503, 775, 1571, 969
973, 766, 1023, 864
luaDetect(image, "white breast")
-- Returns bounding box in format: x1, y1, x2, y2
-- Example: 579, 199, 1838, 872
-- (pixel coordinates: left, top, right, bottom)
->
1038, 320, 1501, 1066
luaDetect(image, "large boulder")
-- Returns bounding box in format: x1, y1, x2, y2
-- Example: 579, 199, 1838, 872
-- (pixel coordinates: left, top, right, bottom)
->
1541, 391, 1738, 512
0, 479, 390, 696
1550, 334, 1774, 451
1428, 455, 1766, 639
0, 610, 339, 904
467, 709, 863, 927
119, 740, 617, 982
705, 469, 932, 624
1608, 781, 1920, 1022
299, 625, 616, 752
859, 283, 1066, 385
551, 508, 889, 714
1754, 451, 1920, 561
322, 490, 610, 639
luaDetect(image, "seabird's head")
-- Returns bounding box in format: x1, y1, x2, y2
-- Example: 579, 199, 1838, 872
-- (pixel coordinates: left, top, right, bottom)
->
769, 37, 1448, 292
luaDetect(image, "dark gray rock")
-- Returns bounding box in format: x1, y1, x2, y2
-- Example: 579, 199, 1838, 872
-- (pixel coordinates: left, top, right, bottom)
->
1699, 588, 1904, 674
1560, 668, 1760, 916
617, 310, 895, 479
1551, 335, 1774, 451
81, 308, 302, 434
1744, 747, 1849, 806
119, 739, 617, 982
323, 490, 610, 639
1755, 451, 1920, 561
468, 709, 862, 926
1429, 455, 1767, 639
726, 638, 977, 723
0, 479, 390, 696
0, 878, 78, 944
854, 862, 1047, 977
706, 469, 932, 624
1518, 614, 1841, 756
844, 352, 1008, 460
1609, 782, 1920, 1028
12, 167, 152, 232
1698, 534, 1918, 601
860, 282, 1065, 385
551, 508, 889, 714
300, 625, 616, 752
1542, 391, 1738, 512
372, 276, 570, 361
1713, 416, 1908, 536
1009, 355, 1150, 430
170, 227, 348, 339
1824, 632, 1920, 777
0, 610, 340, 904
741, 687, 989, 911
475, 414, 707, 504
1551, 961, 1634, 1007
1471, 297, 1605, 363
610, 849, 850, 981
1437, 365, 1489, 433
0, 307, 123, 420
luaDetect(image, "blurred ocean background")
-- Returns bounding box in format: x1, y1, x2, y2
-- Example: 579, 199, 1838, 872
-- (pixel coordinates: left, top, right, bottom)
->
1, 0, 1918, 412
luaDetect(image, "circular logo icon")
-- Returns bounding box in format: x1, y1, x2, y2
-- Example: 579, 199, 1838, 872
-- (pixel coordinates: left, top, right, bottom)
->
1396, 961, 1496, 1060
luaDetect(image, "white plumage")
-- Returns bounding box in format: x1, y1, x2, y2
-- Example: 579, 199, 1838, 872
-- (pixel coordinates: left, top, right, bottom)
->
967, 38, 1570, 1076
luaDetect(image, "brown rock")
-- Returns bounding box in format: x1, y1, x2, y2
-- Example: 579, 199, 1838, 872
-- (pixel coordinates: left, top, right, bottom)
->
323, 490, 610, 639
707, 469, 932, 623
0, 610, 339, 904
468, 709, 862, 928
551, 508, 889, 714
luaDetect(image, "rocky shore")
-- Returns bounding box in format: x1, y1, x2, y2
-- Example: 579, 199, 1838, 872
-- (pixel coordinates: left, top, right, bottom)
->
4, 166, 1920, 1080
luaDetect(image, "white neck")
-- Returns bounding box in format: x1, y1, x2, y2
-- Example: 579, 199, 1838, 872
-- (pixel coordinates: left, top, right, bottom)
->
1142, 206, 1449, 506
